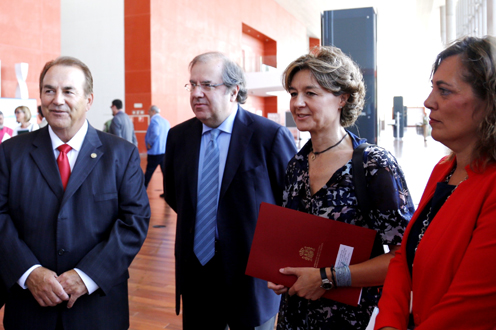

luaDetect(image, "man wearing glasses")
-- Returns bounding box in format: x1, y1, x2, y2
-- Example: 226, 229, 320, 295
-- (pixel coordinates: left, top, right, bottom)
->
164, 52, 296, 330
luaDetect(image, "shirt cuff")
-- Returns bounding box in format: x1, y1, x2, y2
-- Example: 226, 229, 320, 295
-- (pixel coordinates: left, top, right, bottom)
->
74, 268, 99, 295
18, 264, 42, 289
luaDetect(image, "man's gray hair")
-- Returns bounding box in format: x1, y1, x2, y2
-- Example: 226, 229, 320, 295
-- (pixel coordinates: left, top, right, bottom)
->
149, 105, 160, 113
0, 111, 3, 116
189, 52, 248, 104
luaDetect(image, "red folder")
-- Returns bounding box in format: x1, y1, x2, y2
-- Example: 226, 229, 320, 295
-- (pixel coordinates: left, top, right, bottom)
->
246, 202, 377, 306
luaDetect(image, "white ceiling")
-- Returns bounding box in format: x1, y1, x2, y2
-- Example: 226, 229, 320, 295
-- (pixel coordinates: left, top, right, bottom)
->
273, 0, 325, 38
273, 0, 444, 39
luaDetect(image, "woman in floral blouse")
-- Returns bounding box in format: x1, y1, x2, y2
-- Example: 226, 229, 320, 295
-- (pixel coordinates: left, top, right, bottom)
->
267, 46, 414, 330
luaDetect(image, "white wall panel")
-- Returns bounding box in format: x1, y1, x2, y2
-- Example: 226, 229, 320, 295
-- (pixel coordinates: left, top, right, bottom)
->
61, 0, 125, 132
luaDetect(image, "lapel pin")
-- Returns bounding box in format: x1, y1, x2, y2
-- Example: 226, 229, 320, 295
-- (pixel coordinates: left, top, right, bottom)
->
91, 153, 97, 159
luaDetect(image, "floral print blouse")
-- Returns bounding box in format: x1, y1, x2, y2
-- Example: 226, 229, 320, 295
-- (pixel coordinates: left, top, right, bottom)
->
277, 131, 414, 330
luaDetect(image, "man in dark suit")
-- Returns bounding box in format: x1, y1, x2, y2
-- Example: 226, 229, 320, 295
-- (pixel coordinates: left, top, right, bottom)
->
164, 52, 296, 330
109, 99, 138, 146
0, 56, 150, 329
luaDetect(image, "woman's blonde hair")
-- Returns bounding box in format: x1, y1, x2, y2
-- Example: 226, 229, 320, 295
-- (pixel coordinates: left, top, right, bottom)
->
15, 105, 32, 123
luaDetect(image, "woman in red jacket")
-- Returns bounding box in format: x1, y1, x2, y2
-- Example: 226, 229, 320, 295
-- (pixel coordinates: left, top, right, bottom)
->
375, 36, 496, 330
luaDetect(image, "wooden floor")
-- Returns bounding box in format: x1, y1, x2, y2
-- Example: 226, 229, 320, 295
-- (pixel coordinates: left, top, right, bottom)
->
0, 155, 182, 329
128, 156, 182, 329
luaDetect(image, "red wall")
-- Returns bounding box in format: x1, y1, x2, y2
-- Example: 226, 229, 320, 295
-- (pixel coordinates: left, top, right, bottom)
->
148, 0, 306, 126
309, 37, 320, 50
242, 32, 265, 73
264, 96, 278, 116
125, 0, 307, 152
124, 0, 152, 152
0, 1, 60, 102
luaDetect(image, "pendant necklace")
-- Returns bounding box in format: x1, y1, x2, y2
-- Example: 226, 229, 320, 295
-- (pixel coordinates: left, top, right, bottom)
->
415, 166, 467, 252
310, 134, 347, 161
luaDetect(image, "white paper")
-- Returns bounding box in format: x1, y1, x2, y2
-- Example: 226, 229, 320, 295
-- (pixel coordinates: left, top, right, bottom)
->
335, 244, 362, 304
335, 244, 354, 267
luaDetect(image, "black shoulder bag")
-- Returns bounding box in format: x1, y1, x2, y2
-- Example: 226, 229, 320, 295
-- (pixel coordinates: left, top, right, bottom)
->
352, 143, 385, 259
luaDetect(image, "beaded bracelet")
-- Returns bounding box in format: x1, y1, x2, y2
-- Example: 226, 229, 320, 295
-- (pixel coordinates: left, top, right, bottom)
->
335, 265, 352, 287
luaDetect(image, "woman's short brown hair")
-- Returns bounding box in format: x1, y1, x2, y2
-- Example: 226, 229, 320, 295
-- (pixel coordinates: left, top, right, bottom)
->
282, 46, 366, 127
15, 105, 32, 122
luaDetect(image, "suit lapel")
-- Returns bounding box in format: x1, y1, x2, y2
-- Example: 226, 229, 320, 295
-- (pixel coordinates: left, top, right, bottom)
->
220, 107, 253, 200
184, 120, 203, 209
61, 125, 103, 206
30, 127, 65, 198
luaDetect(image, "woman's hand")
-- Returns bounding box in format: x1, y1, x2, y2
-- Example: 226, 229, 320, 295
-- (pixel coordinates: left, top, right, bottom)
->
280, 267, 326, 301
378, 327, 399, 330
267, 281, 288, 295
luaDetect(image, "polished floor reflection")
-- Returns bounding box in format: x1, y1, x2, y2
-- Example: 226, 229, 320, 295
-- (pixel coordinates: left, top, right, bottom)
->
378, 126, 450, 207
0, 126, 448, 329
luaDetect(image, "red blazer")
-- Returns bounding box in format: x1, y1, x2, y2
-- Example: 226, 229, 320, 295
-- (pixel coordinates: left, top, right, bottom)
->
375, 157, 496, 330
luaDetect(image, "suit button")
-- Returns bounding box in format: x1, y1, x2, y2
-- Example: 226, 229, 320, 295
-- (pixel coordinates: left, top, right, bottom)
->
58, 249, 66, 256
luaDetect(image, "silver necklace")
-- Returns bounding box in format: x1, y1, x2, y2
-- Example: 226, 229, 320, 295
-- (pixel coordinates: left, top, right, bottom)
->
415, 167, 467, 252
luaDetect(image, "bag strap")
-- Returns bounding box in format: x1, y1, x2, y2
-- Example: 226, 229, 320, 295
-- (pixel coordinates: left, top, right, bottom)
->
352, 143, 371, 216
352, 143, 384, 258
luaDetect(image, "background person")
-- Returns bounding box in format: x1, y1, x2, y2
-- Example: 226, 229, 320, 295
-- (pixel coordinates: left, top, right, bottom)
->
12, 105, 39, 136
109, 99, 138, 146
0, 111, 13, 143
268, 46, 414, 330
164, 52, 296, 330
0, 56, 150, 330
375, 36, 496, 330
102, 118, 112, 132
144, 105, 170, 190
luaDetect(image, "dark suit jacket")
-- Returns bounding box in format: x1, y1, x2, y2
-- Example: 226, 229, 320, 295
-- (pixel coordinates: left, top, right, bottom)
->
0, 125, 150, 330
164, 106, 296, 327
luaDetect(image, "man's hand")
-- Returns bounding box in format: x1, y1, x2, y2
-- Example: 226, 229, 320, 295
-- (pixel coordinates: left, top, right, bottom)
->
267, 281, 288, 295
26, 267, 69, 307
57, 270, 88, 308
280, 267, 326, 301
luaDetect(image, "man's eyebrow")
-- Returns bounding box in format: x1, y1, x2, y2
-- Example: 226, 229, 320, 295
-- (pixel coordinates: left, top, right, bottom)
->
189, 80, 213, 84
42, 84, 77, 91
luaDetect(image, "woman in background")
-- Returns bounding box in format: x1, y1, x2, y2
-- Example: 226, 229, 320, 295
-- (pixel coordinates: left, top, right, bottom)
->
375, 36, 496, 330
13, 105, 38, 136
268, 46, 414, 329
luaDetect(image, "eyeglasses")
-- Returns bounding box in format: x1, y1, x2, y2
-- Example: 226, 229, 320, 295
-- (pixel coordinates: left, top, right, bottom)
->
185, 82, 225, 93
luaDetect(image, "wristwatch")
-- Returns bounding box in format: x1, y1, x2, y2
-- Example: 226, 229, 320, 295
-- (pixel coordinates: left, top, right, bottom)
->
320, 267, 333, 290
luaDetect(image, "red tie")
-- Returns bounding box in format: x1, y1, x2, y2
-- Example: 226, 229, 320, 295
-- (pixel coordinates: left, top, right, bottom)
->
57, 144, 72, 190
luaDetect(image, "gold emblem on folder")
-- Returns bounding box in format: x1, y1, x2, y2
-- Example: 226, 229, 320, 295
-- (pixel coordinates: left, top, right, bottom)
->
299, 247, 315, 261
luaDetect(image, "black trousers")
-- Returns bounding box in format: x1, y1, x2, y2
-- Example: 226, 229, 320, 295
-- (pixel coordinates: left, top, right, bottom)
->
181, 250, 264, 330
144, 154, 165, 188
